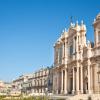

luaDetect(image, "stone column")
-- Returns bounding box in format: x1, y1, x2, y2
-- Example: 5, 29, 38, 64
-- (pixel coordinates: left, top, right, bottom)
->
78, 35, 80, 45
74, 37, 76, 53
76, 35, 79, 60
61, 70, 63, 93
88, 59, 91, 94
95, 30, 98, 46
73, 37, 75, 54
72, 67, 75, 94
76, 35, 78, 52
80, 65, 83, 94
54, 47, 56, 65
42, 88, 44, 93
73, 37, 75, 60
76, 62, 80, 94
64, 41, 67, 64
62, 44, 64, 64
57, 73, 59, 94
64, 69, 67, 94
90, 66, 93, 92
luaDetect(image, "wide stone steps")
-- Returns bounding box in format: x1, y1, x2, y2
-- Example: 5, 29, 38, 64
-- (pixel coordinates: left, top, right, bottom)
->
49, 94, 100, 100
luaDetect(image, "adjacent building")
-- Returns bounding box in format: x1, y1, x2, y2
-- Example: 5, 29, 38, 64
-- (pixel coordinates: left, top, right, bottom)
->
11, 74, 31, 95
53, 13, 100, 95
11, 67, 53, 96
0, 80, 11, 95
24, 67, 53, 95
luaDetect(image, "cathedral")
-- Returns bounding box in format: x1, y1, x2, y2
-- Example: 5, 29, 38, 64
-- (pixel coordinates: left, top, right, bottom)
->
53, 13, 100, 95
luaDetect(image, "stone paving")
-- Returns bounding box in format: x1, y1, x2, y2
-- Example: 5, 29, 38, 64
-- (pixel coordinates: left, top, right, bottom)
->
49, 94, 100, 100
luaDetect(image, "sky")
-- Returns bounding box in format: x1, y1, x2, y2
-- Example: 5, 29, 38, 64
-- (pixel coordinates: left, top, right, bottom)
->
0, 0, 100, 82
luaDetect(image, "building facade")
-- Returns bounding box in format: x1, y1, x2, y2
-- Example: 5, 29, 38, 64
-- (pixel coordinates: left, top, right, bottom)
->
25, 67, 53, 95
11, 74, 31, 95
53, 13, 100, 95
11, 67, 53, 96
0, 80, 11, 95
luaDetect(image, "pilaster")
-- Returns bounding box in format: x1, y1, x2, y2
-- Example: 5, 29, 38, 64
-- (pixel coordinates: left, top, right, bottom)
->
64, 38, 67, 64
61, 70, 64, 93
88, 59, 92, 94
95, 30, 98, 46
76, 62, 80, 94
72, 67, 75, 94
64, 68, 68, 94
80, 65, 83, 94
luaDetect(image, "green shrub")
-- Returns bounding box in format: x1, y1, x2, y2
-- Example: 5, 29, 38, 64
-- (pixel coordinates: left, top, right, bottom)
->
0, 95, 49, 100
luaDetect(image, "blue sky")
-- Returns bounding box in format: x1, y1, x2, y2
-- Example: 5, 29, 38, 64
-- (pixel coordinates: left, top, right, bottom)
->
0, 0, 100, 82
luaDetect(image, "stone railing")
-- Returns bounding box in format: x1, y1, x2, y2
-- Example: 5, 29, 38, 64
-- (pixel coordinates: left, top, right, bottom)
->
91, 46, 100, 57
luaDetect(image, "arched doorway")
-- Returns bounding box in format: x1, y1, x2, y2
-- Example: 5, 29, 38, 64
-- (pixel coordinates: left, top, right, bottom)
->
68, 77, 73, 94
84, 77, 88, 94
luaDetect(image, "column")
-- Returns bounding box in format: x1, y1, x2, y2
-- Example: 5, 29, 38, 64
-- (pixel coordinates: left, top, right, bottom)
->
64, 69, 67, 94
76, 35, 79, 60
76, 62, 80, 94
62, 44, 64, 64
80, 65, 83, 94
95, 30, 98, 46
61, 70, 64, 93
72, 67, 75, 94
76, 35, 78, 52
73, 37, 75, 53
90, 66, 93, 92
88, 59, 91, 94
57, 73, 59, 94
64, 39, 67, 64
73, 37, 75, 60
74, 37, 76, 53
54, 47, 56, 65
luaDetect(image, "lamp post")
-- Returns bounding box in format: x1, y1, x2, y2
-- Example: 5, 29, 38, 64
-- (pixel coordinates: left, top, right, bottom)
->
97, 71, 100, 94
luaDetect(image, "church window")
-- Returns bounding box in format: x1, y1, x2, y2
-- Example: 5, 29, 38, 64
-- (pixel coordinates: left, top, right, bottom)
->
70, 45, 73, 55
58, 46, 62, 64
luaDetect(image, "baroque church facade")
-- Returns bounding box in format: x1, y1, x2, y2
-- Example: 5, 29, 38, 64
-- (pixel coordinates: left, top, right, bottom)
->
53, 13, 100, 95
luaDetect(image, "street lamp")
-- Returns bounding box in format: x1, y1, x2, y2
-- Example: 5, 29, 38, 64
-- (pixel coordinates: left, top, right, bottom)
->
97, 71, 100, 94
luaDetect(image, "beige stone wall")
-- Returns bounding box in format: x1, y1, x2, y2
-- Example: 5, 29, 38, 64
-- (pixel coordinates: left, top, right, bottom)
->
53, 13, 100, 95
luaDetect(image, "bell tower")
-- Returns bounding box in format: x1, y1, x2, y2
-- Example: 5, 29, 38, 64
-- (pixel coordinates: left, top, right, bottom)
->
80, 20, 87, 46
93, 13, 100, 47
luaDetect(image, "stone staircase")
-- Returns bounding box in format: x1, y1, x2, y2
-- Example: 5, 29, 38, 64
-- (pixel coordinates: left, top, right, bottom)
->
49, 94, 100, 100
66, 94, 100, 100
